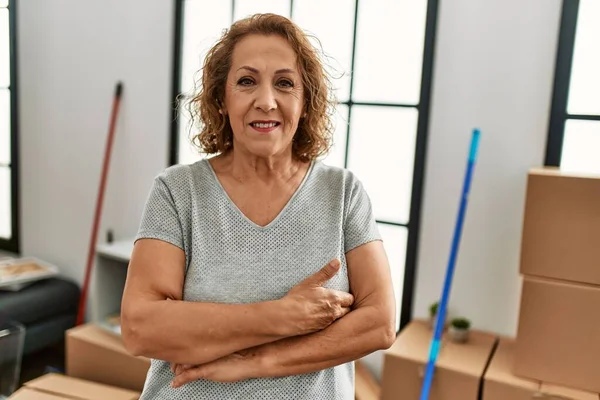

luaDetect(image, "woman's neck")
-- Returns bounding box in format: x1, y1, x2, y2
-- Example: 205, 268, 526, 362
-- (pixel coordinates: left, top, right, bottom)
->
214, 148, 305, 184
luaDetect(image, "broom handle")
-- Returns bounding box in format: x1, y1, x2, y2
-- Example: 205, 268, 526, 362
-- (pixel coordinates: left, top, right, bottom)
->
419, 128, 481, 400
76, 82, 123, 326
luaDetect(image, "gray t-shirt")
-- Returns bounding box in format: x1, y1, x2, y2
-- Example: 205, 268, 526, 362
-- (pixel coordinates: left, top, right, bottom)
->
135, 158, 382, 400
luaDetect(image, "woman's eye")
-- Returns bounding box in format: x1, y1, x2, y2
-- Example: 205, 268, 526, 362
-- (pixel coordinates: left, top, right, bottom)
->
238, 77, 254, 86
277, 79, 294, 88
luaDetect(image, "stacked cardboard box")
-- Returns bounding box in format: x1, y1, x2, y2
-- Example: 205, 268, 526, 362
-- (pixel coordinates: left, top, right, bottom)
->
513, 167, 600, 394
484, 338, 598, 400
9, 373, 140, 400
65, 323, 151, 392
10, 322, 150, 399
380, 319, 497, 400
380, 167, 600, 399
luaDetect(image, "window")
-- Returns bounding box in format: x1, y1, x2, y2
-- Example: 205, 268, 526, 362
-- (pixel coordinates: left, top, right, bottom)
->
546, 0, 600, 173
171, 0, 439, 331
0, 0, 19, 253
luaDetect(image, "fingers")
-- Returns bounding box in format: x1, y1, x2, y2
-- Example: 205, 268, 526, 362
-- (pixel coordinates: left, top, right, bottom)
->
339, 307, 352, 318
174, 364, 194, 375
331, 306, 352, 322
337, 292, 354, 308
171, 366, 204, 388
332, 292, 353, 320
303, 259, 341, 287
171, 363, 194, 375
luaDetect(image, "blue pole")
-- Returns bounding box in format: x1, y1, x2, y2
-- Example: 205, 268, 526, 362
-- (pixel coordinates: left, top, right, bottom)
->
419, 128, 481, 400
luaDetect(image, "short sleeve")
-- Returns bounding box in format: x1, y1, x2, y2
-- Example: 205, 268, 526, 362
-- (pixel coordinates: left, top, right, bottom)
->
135, 175, 185, 251
343, 179, 382, 253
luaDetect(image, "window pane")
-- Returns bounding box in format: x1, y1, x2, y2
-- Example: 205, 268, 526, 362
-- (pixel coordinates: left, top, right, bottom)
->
0, 1, 7, 8
234, 0, 290, 22
567, 0, 600, 115
320, 104, 348, 168
560, 119, 600, 174
0, 89, 9, 164
377, 223, 407, 332
0, 166, 11, 240
180, 1, 232, 95
347, 106, 418, 224
0, 9, 9, 88
177, 97, 206, 165
353, 0, 427, 104
292, 0, 355, 102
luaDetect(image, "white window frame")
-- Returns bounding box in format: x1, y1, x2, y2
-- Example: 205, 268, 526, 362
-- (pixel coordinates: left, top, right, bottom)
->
546, 0, 600, 172
0, 0, 20, 254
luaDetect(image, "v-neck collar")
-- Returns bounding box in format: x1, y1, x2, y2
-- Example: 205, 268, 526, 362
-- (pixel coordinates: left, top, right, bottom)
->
204, 158, 315, 230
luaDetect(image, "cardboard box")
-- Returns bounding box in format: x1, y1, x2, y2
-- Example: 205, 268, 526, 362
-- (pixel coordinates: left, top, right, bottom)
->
520, 167, 600, 286
66, 323, 150, 392
9, 373, 139, 400
381, 319, 497, 400
355, 360, 380, 400
514, 276, 600, 393
484, 338, 599, 400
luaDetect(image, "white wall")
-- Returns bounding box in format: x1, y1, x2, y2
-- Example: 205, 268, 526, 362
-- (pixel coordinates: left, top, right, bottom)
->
18, 0, 562, 381
360, 0, 563, 379
413, 0, 562, 335
18, 0, 174, 282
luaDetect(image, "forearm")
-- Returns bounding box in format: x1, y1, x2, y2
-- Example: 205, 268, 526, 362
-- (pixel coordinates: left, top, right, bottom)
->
122, 298, 291, 365
254, 305, 395, 378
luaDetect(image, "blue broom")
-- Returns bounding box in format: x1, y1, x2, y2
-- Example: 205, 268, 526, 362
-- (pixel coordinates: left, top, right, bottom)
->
419, 128, 481, 400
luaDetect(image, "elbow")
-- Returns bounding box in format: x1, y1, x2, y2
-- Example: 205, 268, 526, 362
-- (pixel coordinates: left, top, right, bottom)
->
379, 324, 396, 350
376, 316, 396, 350
120, 300, 195, 363
121, 326, 146, 358
120, 305, 150, 357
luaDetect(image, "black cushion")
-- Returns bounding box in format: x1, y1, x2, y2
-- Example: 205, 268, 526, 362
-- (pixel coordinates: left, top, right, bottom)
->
0, 277, 80, 325
22, 313, 77, 355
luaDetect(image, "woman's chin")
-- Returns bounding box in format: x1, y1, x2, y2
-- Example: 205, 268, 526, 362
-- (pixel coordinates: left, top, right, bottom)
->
242, 142, 290, 159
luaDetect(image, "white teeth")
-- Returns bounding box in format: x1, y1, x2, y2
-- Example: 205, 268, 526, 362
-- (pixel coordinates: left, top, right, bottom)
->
252, 122, 277, 128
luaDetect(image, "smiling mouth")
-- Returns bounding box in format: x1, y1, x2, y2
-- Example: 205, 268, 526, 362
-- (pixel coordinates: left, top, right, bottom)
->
250, 122, 280, 128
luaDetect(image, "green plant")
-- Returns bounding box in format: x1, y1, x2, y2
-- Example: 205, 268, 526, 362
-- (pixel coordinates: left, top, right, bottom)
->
429, 302, 439, 317
451, 317, 471, 330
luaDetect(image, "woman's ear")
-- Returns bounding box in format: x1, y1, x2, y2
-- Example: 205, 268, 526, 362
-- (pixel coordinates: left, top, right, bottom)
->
217, 99, 227, 115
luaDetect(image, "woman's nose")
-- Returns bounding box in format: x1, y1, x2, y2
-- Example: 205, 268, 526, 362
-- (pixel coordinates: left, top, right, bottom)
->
253, 84, 277, 112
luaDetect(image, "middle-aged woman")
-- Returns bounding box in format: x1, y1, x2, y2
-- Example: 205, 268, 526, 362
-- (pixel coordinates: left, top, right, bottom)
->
121, 13, 396, 400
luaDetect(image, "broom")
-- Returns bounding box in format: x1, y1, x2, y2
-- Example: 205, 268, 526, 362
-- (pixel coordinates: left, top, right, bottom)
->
419, 128, 481, 400
76, 82, 124, 326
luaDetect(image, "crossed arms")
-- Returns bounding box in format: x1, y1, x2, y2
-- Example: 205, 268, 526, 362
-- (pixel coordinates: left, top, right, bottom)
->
120, 238, 396, 386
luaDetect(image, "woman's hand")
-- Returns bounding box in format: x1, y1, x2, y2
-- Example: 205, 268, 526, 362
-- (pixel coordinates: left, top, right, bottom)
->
281, 259, 354, 336
170, 349, 260, 387
168, 259, 354, 387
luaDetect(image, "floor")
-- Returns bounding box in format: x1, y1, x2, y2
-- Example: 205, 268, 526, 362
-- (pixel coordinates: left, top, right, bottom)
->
18, 341, 65, 388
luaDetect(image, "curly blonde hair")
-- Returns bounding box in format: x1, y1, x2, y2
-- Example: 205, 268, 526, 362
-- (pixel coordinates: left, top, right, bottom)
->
185, 13, 336, 162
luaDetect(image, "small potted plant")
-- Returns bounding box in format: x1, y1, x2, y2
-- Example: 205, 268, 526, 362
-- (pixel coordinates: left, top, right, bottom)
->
449, 317, 471, 343
428, 302, 439, 329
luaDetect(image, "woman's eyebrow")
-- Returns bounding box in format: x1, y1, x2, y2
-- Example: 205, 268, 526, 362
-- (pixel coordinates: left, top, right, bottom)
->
237, 65, 259, 73
236, 65, 297, 75
274, 68, 296, 74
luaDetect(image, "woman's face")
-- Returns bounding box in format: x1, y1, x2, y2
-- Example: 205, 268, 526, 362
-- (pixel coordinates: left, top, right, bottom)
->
223, 34, 305, 160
